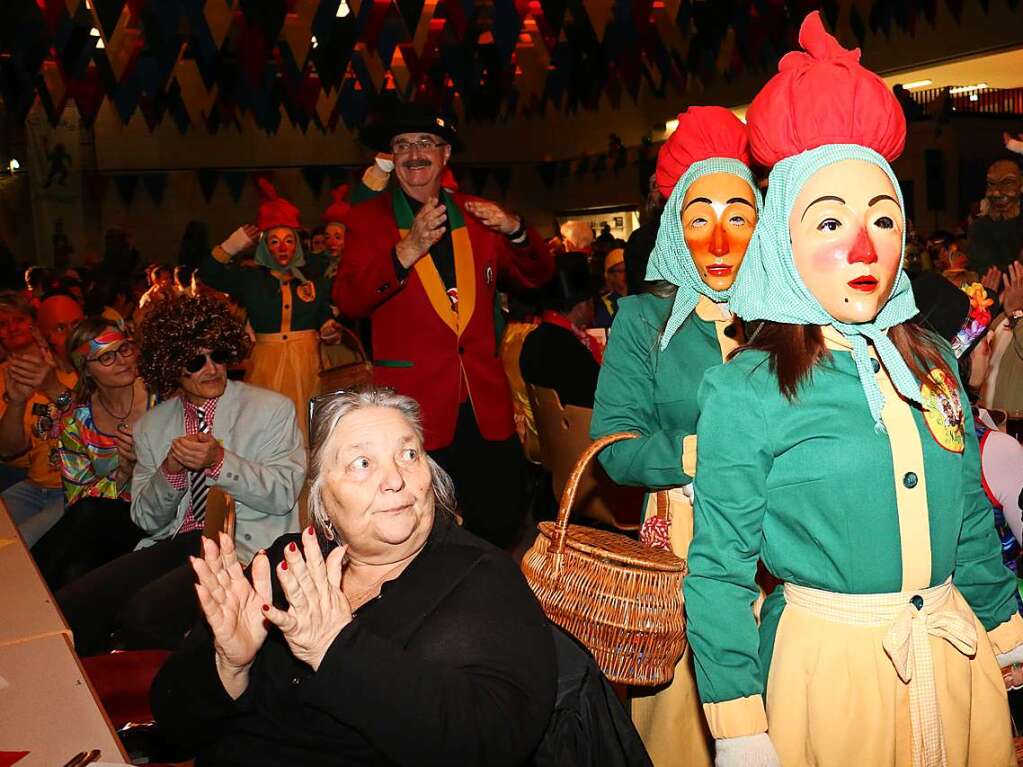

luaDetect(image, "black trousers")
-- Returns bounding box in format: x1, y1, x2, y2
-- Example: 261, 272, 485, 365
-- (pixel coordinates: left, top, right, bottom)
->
57, 530, 203, 657
430, 402, 527, 549
32, 497, 146, 591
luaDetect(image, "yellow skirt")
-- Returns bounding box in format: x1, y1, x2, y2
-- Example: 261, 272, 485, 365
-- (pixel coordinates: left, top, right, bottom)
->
631, 489, 714, 767
247, 330, 320, 445
768, 584, 1014, 766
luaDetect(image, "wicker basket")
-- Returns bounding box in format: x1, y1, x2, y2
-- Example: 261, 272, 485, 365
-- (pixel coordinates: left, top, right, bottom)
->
521, 432, 687, 686
318, 325, 373, 394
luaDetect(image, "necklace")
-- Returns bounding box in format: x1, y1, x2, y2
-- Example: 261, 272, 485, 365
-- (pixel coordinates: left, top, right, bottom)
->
97, 383, 136, 432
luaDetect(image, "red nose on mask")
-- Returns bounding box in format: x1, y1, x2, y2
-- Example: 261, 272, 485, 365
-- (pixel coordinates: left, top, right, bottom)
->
847, 228, 877, 265
709, 223, 730, 257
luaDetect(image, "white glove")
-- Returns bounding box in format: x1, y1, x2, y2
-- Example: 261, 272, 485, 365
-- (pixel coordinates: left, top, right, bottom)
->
220, 225, 258, 257
996, 644, 1023, 668
715, 733, 781, 767
374, 153, 395, 173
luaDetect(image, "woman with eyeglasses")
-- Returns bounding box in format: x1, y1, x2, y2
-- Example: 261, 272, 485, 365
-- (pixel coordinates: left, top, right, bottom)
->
32, 318, 155, 589
198, 179, 342, 444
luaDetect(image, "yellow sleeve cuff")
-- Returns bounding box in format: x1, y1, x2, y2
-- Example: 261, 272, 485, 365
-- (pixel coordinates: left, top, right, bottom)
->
682, 434, 697, 477
362, 164, 390, 192
988, 612, 1023, 655
211, 245, 233, 264
702, 695, 768, 739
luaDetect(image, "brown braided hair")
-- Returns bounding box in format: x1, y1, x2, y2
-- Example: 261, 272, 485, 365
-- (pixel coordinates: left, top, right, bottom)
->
137, 293, 252, 398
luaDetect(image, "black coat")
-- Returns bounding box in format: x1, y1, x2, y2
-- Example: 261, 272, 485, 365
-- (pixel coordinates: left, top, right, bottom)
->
150, 514, 557, 766
519, 322, 600, 409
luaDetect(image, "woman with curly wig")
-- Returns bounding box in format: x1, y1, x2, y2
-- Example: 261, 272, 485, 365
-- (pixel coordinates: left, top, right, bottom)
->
198, 179, 342, 443
57, 293, 306, 657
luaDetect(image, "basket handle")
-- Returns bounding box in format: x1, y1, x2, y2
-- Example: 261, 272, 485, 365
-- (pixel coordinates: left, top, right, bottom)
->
549, 432, 638, 556
338, 324, 368, 364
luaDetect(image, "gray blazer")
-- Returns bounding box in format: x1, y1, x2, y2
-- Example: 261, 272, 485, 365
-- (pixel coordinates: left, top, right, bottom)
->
131, 380, 306, 563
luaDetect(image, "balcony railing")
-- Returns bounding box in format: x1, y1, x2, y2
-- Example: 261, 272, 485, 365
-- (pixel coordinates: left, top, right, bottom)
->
906, 86, 1023, 116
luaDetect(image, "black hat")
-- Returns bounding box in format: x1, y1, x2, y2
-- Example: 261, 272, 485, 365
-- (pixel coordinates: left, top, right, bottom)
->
360, 103, 463, 153
542, 253, 595, 311
910, 270, 970, 343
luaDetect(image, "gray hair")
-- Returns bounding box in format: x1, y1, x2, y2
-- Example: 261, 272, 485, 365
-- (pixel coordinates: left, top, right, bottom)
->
307, 387, 456, 536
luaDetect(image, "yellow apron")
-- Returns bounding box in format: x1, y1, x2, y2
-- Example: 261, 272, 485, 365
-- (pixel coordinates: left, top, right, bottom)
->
631, 488, 714, 767
247, 329, 320, 445
769, 580, 1013, 767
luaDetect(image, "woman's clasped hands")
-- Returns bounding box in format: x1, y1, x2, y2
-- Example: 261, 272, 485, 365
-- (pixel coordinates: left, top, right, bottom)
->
190, 526, 352, 699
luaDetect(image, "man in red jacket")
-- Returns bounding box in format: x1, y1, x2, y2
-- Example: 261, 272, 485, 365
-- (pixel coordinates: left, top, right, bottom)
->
334, 107, 554, 547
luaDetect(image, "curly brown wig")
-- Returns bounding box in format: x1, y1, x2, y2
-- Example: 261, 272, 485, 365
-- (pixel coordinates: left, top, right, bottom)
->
137, 293, 252, 398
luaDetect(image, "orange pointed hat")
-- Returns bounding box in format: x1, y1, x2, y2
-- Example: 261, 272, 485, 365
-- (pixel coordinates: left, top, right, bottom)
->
746, 11, 905, 168
255, 178, 302, 232
321, 184, 352, 225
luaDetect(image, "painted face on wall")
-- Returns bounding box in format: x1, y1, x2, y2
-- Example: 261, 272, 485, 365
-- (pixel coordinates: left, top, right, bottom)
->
324, 222, 346, 258
681, 172, 758, 292
789, 159, 904, 325
266, 226, 297, 268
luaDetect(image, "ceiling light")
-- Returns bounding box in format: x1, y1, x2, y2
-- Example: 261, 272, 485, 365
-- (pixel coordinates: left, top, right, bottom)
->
949, 82, 989, 94
311, 35, 318, 48
90, 27, 100, 37
902, 79, 932, 90
9, 159, 19, 172
336, 1, 350, 17
95, 38, 104, 49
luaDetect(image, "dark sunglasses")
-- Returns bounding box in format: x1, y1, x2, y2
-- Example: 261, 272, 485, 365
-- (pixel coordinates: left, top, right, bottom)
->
184, 349, 231, 375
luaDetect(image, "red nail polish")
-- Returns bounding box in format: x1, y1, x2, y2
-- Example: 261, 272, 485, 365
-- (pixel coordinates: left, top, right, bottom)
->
262, 604, 269, 612
288, 542, 297, 552
281, 561, 288, 570
306, 525, 314, 535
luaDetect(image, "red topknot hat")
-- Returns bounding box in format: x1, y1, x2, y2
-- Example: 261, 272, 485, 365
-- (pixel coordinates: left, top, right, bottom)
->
256, 178, 302, 232
655, 106, 751, 199
321, 184, 351, 225
746, 11, 905, 169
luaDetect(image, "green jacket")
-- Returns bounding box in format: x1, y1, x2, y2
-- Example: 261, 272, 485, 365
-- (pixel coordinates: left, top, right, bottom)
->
199, 251, 333, 334
590, 292, 735, 490
684, 329, 1023, 737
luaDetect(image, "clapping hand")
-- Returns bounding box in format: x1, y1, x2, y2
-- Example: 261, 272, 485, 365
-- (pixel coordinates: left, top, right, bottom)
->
1002, 261, 1023, 315
395, 197, 446, 269
464, 199, 521, 235
262, 525, 351, 672
981, 265, 1003, 293
169, 432, 223, 472
191, 532, 273, 699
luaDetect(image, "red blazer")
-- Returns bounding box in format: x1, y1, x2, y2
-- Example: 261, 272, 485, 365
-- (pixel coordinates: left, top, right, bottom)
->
334, 191, 554, 451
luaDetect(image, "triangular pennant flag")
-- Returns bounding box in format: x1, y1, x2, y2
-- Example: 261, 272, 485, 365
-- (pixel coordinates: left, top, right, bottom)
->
301, 165, 326, 195
141, 172, 167, 204
325, 165, 349, 188
196, 168, 220, 202
113, 174, 139, 206
222, 170, 248, 202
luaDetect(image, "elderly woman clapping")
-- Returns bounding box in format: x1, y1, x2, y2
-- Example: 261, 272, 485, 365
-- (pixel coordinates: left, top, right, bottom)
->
152, 388, 557, 767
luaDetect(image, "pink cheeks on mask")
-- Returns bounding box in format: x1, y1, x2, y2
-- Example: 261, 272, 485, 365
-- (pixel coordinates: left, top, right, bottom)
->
788, 159, 903, 324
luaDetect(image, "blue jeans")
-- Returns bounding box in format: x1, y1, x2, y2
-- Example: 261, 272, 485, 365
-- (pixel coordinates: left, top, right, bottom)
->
3, 481, 65, 547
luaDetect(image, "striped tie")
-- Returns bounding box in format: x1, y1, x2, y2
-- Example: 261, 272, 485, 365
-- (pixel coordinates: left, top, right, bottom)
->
189, 408, 210, 525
